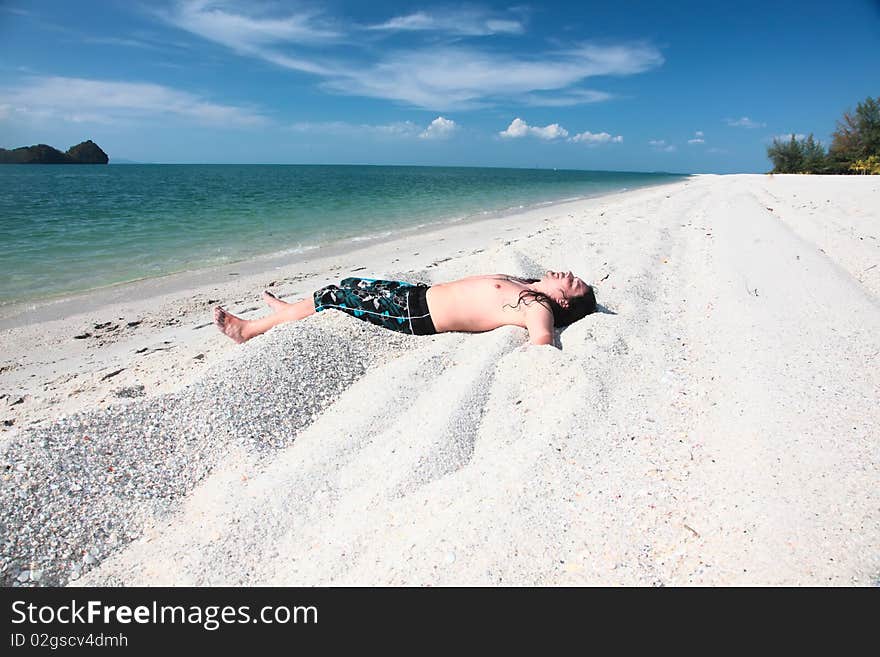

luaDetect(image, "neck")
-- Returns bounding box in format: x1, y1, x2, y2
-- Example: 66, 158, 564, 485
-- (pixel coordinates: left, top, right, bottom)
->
528, 279, 565, 307
528, 279, 550, 295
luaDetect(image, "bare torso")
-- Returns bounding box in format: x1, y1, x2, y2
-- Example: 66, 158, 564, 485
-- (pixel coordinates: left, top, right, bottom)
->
424, 274, 538, 332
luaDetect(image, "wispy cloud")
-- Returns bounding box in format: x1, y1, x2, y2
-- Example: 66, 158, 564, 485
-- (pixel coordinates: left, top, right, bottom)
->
419, 116, 457, 139
3, 5, 191, 56
288, 120, 418, 137
322, 43, 662, 110
769, 133, 809, 142
366, 9, 525, 36
156, 0, 340, 75
157, 2, 663, 110
688, 130, 705, 144
288, 116, 458, 140
726, 116, 765, 128
649, 139, 676, 152
520, 88, 614, 107
569, 130, 623, 145
161, 0, 341, 45
83, 36, 164, 50
499, 118, 568, 140
1, 76, 268, 126
1, 6, 33, 17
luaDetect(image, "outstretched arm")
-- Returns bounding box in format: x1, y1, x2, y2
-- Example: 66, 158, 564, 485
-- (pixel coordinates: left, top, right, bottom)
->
524, 305, 557, 347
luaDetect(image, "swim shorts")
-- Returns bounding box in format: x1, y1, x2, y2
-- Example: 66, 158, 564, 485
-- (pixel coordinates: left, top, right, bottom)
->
313, 277, 437, 335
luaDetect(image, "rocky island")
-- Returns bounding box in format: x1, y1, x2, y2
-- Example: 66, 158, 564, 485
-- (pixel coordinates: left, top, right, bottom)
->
0, 140, 109, 164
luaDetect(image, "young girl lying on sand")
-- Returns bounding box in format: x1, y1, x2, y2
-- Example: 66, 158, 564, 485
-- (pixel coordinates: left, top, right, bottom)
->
214, 271, 596, 347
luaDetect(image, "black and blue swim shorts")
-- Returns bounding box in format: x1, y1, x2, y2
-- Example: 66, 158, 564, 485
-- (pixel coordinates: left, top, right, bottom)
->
313, 277, 436, 335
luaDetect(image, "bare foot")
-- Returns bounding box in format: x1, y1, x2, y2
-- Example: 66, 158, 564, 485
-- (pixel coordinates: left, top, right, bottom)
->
262, 290, 292, 313
214, 306, 247, 343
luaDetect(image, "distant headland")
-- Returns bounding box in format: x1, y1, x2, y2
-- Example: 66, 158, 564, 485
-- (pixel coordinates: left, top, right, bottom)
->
0, 140, 109, 164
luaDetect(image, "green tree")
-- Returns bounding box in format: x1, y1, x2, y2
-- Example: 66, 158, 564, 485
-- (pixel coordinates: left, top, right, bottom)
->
801, 134, 828, 173
767, 135, 806, 173
829, 96, 880, 172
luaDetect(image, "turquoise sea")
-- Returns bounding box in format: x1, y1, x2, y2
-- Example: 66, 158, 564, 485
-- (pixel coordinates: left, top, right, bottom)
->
0, 164, 687, 304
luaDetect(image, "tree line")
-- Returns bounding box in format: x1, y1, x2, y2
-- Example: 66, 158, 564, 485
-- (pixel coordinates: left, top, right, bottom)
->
766, 96, 879, 174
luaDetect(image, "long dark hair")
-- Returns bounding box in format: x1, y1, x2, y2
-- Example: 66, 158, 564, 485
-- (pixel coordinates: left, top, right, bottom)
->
499, 276, 597, 327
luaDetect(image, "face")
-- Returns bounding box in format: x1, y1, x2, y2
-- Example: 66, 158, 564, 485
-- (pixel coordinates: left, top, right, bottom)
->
543, 270, 590, 306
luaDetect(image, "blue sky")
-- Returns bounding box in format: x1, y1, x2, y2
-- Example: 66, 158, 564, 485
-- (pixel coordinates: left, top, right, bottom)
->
1, 0, 878, 172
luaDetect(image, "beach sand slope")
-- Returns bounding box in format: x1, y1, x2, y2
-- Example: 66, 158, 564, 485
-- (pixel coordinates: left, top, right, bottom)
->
2, 174, 878, 586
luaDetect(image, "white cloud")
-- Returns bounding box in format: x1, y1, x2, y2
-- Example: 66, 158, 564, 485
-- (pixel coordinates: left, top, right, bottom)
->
726, 116, 766, 128
157, 0, 339, 75
520, 89, 614, 107
288, 120, 419, 137
1, 76, 267, 126
499, 118, 530, 138
0, 6, 32, 17
83, 36, 161, 50
688, 130, 705, 144
569, 130, 623, 145
499, 118, 568, 140
419, 116, 457, 140
367, 9, 524, 35
321, 43, 663, 111
288, 117, 457, 140
159, 3, 663, 111
531, 124, 568, 140
485, 19, 523, 34
772, 133, 807, 141
373, 122, 421, 136
649, 139, 676, 152
162, 1, 340, 46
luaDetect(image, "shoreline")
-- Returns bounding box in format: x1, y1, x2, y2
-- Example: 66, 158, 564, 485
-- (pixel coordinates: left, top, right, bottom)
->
0, 176, 694, 451
0, 165, 687, 318
0, 176, 688, 329
2, 173, 878, 586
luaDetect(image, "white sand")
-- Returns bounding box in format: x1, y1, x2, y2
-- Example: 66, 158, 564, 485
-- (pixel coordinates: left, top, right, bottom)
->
3, 174, 878, 585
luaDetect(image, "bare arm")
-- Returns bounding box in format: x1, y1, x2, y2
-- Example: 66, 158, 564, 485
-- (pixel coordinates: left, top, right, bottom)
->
524, 305, 556, 347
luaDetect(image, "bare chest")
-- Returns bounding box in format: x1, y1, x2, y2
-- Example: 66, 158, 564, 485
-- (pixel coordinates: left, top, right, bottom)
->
425, 278, 529, 332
